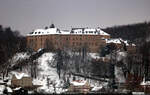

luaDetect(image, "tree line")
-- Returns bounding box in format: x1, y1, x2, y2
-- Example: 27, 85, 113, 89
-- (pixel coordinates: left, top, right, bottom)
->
0, 25, 26, 78
103, 21, 150, 44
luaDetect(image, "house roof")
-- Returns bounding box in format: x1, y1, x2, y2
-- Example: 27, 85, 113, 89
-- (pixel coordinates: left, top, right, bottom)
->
12, 72, 29, 80
70, 80, 87, 86
105, 38, 129, 46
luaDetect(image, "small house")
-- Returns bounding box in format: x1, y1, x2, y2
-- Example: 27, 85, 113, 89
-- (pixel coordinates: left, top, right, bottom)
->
68, 80, 91, 93
11, 73, 33, 88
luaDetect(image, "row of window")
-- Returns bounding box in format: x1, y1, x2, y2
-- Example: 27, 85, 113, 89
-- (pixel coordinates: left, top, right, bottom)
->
28, 37, 102, 46
28, 37, 100, 44
64, 36, 99, 41
72, 31, 97, 34
52, 42, 99, 47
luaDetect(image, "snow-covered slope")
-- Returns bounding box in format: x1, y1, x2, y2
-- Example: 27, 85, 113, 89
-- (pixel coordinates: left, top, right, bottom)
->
9, 52, 66, 94
33, 53, 66, 93
5, 52, 109, 93
115, 66, 125, 83
10, 52, 30, 67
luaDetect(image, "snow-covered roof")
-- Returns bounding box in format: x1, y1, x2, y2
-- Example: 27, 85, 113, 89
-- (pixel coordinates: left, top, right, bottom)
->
0, 85, 5, 94
7, 87, 13, 92
27, 28, 60, 36
12, 72, 29, 79
13, 87, 21, 91
27, 27, 110, 36
140, 78, 150, 86
105, 38, 129, 46
71, 28, 110, 35
70, 80, 87, 86
91, 86, 102, 91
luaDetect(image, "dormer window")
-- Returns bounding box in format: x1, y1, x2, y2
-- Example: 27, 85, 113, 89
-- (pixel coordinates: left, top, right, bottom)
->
89, 31, 93, 33
29, 32, 33, 34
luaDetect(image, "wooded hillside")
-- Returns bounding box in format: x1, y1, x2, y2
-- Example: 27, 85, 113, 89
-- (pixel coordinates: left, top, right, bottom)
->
103, 22, 150, 44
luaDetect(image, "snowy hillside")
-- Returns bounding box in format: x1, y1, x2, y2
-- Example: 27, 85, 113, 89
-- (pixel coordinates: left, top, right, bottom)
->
33, 53, 66, 93
0, 51, 113, 94
9, 52, 66, 93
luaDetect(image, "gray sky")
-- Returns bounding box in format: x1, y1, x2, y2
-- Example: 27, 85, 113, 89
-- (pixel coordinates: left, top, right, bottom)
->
0, 0, 150, 35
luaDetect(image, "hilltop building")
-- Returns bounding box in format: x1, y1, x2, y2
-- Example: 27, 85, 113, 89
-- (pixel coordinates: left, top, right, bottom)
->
26, 26, 110, 52
26, 25, 136, 53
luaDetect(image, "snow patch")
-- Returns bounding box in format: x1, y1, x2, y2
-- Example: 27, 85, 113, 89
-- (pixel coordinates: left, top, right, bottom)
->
106, 38, 129, 46
89, 53, 100, 59
70, 80, 86, 86
115, 66, 125, 83
6, 87, 12, 93
140, 78, 150, 86
0, 85, 5, 94
91, 86, 102, 91
116, 51, 127, 61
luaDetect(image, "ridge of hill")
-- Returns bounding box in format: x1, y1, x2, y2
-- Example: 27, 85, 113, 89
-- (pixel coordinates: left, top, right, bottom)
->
103, 22, 150, 44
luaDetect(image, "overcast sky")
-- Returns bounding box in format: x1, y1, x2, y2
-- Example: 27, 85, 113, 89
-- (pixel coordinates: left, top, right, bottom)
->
0, 0, 150, 35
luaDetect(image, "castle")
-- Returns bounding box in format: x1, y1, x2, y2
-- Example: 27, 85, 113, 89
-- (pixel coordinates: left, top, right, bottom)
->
26, 25, 110, 52
26, 25, 135, 53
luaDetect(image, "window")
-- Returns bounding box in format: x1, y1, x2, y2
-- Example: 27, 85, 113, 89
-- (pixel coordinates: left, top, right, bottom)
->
41, 38, 42, 42
95, 43, 98, 46
76, 42, 79, 45
73, 42, 75, 46
89, 43, 91, 45
88, 36, 91, 40
89, 31, 93, 33
76, 37, 78, 40
71, 31, 74, 33
86, 37, 88, 40
79, 43, 82, 45
66, 38, 68, 40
